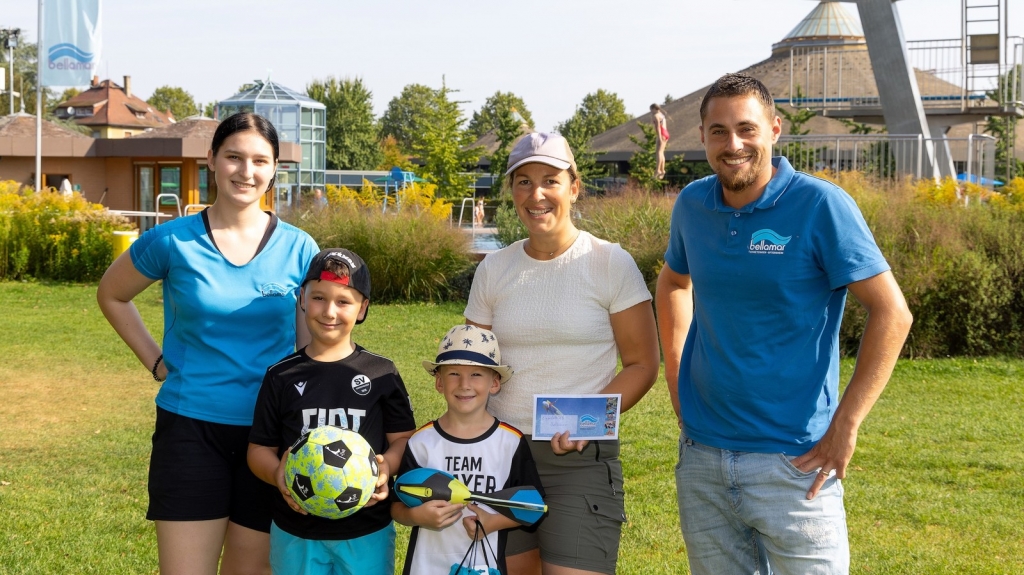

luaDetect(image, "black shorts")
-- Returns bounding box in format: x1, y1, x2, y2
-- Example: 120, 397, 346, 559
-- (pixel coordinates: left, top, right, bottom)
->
146, 407, 275, 532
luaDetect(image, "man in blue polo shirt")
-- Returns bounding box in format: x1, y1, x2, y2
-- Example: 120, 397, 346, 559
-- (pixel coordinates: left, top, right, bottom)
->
656, 73, 913, 575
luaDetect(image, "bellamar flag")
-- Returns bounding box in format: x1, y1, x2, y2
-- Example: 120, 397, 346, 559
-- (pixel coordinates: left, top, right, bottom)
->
41, 0, 102, 86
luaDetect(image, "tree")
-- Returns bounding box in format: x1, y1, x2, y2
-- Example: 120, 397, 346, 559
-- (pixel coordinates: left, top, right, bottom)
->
838, 117, 880, 135
467, 91, 534, 138
0, 39, 56, 116
201, 102, 217, 118
986, 65, 1023, 181
557, 89, 629, 142
380, 83, 436, 154
307, 76, 382, 170
628, 122, 661, 189
413, 79, 482, 200
472, 94, 532, 193
377, 135, 414, 171
555, 89, 630, 179
775, 87, 820, 172
489, 106, 530, 194
56, 88, 80, 105
147, 86, 199, 120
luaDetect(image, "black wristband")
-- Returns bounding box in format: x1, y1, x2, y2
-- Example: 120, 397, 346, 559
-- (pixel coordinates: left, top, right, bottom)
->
151, 354, 164, 382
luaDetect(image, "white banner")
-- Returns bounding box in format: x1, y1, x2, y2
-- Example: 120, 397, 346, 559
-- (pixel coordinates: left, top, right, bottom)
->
40, 0, 102, 87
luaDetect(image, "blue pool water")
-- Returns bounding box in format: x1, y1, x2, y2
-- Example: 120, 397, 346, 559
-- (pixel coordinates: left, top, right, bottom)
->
471, 232, 502, 252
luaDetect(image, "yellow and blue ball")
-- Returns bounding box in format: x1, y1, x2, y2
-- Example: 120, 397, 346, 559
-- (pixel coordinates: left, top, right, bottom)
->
284, 426, 378, 519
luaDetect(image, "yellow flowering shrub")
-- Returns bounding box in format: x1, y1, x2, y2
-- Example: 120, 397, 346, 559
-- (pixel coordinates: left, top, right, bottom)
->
0, 182, 131, 281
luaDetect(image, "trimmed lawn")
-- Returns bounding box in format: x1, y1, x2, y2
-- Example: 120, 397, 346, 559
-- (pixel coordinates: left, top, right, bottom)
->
0, 281, 1021, 573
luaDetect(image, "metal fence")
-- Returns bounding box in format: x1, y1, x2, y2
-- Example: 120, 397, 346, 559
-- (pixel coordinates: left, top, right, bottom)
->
784, 36, 1023, 112
773, 134, 997, 186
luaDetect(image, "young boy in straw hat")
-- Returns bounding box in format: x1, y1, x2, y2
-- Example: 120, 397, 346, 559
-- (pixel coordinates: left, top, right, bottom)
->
392, 325, 543, 575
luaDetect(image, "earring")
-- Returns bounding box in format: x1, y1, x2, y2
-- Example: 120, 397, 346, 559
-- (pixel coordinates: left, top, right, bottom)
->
571, 197, 577, 204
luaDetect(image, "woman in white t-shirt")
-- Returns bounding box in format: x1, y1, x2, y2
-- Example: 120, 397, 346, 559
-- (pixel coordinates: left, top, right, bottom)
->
464, 132, 659, 575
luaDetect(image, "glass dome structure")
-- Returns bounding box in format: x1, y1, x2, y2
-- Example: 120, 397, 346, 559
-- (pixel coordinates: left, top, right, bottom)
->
772, 1, 865, 55
217, 80, 326, 200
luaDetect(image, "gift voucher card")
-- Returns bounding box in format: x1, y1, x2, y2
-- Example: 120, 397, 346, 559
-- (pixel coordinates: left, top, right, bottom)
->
531, 394, 621, 441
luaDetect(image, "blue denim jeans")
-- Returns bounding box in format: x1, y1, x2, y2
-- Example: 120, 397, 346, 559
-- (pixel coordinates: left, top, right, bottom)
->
675, 434, 849, 575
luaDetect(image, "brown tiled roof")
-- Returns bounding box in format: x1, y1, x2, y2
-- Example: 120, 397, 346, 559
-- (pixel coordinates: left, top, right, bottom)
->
132, 116, 219, 139
55, 79, 174, 130
0, 114, 94, 157
0, 113, 93, 139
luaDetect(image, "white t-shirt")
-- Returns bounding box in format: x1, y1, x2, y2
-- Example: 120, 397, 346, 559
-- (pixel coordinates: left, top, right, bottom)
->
398, 419, 539, 575
464, 231, 652, 431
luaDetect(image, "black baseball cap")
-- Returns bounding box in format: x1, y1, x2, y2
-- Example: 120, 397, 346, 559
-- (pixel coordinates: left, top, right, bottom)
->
302, 248, 372, 323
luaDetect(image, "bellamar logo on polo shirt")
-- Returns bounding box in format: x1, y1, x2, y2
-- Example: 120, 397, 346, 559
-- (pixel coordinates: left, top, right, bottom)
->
749, 229, 791, 255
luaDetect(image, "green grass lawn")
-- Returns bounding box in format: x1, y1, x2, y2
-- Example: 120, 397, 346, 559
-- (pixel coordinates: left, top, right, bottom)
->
0, 281, 1021, 574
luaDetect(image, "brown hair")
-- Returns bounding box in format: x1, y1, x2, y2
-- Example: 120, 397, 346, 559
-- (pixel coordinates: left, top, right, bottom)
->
211, 112, 280, 192
322, 258, 352, 280
699, 73, 775, 123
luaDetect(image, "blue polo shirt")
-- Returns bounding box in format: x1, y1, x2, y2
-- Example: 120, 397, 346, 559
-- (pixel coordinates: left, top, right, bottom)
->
131, 213, 319, 426
664, 157, 889, 454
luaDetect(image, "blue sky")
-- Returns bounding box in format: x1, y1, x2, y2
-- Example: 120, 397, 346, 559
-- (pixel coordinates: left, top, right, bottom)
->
3, 1, 1021, 130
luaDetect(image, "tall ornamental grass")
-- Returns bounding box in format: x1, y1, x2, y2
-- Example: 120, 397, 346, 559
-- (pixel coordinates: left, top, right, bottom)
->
575, 183, 674, 292
293, 181, 473, 303
0, 181, 131, 282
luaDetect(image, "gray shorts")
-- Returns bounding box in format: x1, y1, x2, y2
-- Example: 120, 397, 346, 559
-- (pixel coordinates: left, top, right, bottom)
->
506, 437, 626, 575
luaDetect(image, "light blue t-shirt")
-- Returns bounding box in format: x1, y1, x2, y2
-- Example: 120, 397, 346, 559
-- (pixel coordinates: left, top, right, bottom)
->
130, 213, 319, 426
664, 157, 889, 455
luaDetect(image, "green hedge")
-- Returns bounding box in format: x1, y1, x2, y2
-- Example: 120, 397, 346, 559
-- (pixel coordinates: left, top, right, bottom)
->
0, 183, 131, 282
837, 173, 1024, 357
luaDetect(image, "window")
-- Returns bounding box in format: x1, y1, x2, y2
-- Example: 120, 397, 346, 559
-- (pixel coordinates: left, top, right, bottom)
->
159, 166, 181, 206
198, 166, 210, 204
256, 104, 300, 142
138, 166, 155, 230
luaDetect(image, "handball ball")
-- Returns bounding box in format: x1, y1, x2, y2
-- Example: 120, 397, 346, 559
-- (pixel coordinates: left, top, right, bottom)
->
284, 426, 379, 519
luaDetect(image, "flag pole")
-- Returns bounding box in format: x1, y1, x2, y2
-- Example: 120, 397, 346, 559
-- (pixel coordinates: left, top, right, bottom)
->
35, 0, 44, 193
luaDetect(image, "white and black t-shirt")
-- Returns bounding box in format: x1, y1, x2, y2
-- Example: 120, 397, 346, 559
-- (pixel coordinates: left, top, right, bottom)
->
398, 419, 541, 575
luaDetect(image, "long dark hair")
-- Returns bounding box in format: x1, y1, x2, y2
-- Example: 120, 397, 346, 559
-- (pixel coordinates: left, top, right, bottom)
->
211, 112, 281, 192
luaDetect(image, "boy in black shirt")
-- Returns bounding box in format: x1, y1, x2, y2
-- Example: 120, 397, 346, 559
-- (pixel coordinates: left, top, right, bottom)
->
249, 248, 416, 575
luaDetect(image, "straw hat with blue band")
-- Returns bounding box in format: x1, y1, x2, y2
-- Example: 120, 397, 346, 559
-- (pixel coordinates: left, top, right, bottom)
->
422, 325, 514, 384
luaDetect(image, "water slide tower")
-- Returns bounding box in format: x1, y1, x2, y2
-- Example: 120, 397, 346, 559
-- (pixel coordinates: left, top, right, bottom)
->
783, 0, 1022, 178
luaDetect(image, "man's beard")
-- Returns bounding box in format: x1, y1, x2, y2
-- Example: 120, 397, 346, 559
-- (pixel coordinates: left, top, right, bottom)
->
716, 148, 767, 194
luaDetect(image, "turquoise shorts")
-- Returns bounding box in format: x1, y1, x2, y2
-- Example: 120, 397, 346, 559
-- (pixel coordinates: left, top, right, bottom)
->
269, 522, 396, 575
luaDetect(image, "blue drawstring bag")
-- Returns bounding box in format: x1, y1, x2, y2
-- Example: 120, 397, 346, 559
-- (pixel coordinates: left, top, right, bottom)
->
449, 520, 501, 575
